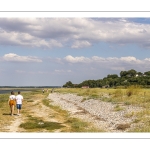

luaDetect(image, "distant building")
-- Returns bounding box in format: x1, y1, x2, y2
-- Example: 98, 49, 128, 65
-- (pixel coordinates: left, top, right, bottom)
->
135, 74, 139, 77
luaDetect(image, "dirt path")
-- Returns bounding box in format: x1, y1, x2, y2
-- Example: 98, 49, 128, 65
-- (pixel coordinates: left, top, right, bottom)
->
4, 115, 25, 132
3, 94, 69, 132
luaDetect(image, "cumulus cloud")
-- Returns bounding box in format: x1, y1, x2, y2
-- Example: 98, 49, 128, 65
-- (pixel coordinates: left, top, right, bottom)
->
1, 18, 150, 49
64, 55, 91, 63
63, 55, 150, 72
3, 53, 42, 62
71, 40, 92, 48
120, 56, 137, 62
64, 55, 145, 65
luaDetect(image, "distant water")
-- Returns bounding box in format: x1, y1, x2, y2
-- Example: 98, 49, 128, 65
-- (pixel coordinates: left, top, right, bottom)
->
0, 89, 34, 94
0, 86, 61, 94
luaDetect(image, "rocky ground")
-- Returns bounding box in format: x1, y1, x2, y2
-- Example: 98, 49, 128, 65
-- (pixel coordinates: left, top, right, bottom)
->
48, 93, 143, 132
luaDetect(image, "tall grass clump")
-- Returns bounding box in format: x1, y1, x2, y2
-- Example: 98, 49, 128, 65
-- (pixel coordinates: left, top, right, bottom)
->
125, 85, 141, 97
113, 89, 124, 97
80, 88, 100, 99
57, 88, 101, 100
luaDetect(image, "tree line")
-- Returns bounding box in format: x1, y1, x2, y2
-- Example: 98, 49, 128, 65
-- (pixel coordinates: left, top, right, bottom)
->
63, 69, 150, 88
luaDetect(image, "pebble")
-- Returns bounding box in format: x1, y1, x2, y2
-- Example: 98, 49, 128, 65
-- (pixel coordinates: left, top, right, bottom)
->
48, 93, 143, 132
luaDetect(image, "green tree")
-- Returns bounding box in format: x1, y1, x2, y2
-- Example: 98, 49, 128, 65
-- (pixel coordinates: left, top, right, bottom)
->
63, 81, 74, 88
144, 71, 150, 76
127, 69, 137, 77
120, 71, 128, 78
107, 74, 118, 79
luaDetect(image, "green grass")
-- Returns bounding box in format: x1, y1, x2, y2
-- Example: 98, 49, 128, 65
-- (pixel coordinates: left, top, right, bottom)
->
65, 118, 89, 132
20, 116, 65, 131
64, 117, 104, 132
114, 105, 124, 111
42, 99, 69, 117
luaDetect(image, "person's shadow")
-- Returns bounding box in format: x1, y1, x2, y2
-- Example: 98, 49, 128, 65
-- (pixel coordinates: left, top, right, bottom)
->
3, 113, 17, 115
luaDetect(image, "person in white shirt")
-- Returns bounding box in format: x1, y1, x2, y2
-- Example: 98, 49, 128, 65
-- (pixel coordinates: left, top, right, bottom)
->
15, 91, 23, 116
8, 91, 16, 116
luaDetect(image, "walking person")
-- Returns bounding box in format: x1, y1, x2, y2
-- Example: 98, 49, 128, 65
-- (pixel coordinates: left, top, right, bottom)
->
15, 91, 23, 116
8, 91, 16, 116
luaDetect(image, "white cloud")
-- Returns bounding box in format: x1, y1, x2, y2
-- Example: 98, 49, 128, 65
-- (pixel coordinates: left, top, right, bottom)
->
145, 58, 150, 61
71, 40, 91, 48
64, 55, 143, 64
1, 18, 150, 49
3, 53, 42, 62
120, 56, 137, 62
64, 55, 91, 63
62, 55, 150, 72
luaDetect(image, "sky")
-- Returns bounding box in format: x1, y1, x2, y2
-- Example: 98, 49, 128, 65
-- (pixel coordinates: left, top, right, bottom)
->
1, 17, 150, 86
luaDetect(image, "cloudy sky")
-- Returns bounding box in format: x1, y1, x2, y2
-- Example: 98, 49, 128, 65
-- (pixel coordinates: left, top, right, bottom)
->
1, 18, 150, 86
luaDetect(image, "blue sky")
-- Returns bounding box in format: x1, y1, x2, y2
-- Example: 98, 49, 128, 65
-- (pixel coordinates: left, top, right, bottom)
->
1, 18, 150, 86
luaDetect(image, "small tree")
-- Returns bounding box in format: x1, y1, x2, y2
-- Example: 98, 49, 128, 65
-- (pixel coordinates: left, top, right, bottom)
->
63, 81, 74, 88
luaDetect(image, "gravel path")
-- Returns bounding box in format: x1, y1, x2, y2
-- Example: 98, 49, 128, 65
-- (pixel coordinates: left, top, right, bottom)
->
48, 93, 143, 132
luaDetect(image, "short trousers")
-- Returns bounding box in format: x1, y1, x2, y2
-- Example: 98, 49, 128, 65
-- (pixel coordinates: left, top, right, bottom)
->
9, 100, 15, 106
16, 104, 22, 109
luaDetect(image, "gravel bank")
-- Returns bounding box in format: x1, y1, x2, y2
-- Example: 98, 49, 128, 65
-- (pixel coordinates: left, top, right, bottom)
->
48, 93, 143, 132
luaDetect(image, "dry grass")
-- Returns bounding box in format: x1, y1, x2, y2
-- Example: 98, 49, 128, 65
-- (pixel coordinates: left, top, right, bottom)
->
0, 93, 16, 131
56, 87, 150, 132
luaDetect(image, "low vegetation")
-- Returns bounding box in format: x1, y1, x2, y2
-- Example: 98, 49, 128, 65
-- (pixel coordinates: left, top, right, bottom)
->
42, 99, 103, 132
1, 86, 150, 132
20, 116, 65, 132
56, 86, 150, 132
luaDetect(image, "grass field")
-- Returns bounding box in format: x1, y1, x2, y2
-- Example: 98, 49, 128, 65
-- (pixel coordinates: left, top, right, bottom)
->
1, 86, 150, 132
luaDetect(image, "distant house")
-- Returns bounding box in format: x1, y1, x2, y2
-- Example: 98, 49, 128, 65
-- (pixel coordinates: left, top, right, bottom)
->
82, 86, 89, 88
135, 74, 139, 77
